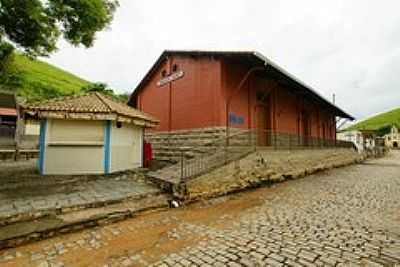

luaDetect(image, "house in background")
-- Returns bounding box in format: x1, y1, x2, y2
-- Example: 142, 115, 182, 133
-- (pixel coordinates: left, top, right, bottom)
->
0, 91, 18, 148
337, 130, 364, 152
24, 119, 40, 136
23, 92, 158, 175
338, 128, 381, 153
384, 125, 400, 148
129, 50, 354, 161
0, 91, 39, 160
18, 117, 41, 155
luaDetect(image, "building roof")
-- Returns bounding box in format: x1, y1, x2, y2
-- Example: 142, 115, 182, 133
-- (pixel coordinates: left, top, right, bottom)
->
129, 50, 354, 120
0, 107, 17, 116
0, 91, 17, 117
23, 92, 159, 127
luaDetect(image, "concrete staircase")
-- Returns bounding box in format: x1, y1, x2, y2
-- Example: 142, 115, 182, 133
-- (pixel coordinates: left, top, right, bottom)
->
147, 147, 254, 197
146, 129, 256, 197
146, 127, 254, 162
146, 127, 227, 162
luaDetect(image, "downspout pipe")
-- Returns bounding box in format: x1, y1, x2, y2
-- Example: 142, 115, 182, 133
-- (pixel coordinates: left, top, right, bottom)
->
225, 65, 267, 145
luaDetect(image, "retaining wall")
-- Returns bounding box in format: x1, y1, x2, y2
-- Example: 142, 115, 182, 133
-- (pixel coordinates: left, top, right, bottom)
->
186, 148, 366, 200
146, 127, 235, 162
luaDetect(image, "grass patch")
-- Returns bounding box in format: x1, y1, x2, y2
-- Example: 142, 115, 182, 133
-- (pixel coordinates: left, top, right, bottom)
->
347, 107, 400, 131
1, 54, 90, 101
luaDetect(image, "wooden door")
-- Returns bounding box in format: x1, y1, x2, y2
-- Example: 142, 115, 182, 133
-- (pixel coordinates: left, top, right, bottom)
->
302, 112, 310, 146
256, 105, 268, 146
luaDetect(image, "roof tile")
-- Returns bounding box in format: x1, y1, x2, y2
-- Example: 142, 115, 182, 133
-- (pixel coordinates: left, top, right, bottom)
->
24, 92, 158, 123
0, 108, 17, 116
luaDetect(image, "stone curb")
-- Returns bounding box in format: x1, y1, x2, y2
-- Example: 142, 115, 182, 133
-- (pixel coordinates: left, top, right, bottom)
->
0, 194, 170, 250
0, 191, 163, 227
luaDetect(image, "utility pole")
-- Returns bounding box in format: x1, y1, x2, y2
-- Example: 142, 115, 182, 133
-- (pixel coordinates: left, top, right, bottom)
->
332, 93, 336, 104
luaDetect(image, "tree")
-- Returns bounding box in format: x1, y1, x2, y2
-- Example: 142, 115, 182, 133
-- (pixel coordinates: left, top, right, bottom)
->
82, 82, 114, 94
0, 41, 13, 71
117, 92, 129, 102
0, 42, 20, 88
0, 0, 119, 57
82, 82, 130, 103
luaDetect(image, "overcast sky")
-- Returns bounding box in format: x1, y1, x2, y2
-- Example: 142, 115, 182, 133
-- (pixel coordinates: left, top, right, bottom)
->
44, 0, 400, 121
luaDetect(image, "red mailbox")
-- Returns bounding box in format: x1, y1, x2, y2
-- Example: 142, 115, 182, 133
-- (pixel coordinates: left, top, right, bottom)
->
143, 141, 153, 168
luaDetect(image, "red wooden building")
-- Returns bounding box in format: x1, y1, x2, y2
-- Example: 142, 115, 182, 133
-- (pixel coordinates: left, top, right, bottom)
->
129, 50, 353, 144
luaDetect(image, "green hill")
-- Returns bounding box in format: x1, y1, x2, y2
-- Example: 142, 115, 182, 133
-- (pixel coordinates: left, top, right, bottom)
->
1, 54, 90, 101
347, 107, 400, 131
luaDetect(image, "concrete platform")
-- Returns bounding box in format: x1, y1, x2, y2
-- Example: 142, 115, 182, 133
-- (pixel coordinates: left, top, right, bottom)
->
0, 160, 169, 249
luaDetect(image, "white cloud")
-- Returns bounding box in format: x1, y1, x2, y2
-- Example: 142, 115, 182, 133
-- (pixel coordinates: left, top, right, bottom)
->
43, 0, 400, 120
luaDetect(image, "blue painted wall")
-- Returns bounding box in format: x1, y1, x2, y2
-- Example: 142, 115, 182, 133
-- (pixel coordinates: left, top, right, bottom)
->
229, 113, 245, 125
38, 119, 47, 175
103, 120, 112, 174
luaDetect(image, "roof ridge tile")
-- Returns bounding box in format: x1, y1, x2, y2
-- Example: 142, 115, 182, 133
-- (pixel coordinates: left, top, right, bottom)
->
94, 92, 114, 113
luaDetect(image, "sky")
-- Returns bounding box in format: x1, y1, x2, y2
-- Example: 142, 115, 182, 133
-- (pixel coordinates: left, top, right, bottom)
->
44, 0, 400, 121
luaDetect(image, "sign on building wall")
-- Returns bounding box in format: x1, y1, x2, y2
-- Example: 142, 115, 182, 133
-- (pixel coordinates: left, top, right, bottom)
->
157, 70, 184, 87
229, 113, 244, 125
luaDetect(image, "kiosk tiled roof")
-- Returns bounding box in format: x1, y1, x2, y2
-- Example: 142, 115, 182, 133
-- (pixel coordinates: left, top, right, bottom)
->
24, 92, 159, 124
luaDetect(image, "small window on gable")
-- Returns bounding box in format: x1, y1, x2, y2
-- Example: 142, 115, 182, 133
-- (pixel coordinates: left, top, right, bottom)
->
116, 121, 122, 128
161, 69, 167, 77
256, 91, 268, 103
172, 64, 178, 72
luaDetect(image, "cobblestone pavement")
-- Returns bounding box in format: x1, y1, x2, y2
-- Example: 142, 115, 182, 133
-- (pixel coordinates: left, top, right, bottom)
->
1, 151, 400, 266
0, 160, 160, 223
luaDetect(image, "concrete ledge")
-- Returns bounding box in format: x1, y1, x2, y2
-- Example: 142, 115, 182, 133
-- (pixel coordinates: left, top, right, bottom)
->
0, 194, 169, 250
0, 190, 164, 227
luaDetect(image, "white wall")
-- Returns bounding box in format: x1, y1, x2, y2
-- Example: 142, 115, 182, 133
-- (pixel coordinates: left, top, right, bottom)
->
25, 120, 40, 135
110, 122, 143, 173
43, 119, 105, 175
337, 130, 364, 152
41, 119, 145, 175
384, 126, 400, 148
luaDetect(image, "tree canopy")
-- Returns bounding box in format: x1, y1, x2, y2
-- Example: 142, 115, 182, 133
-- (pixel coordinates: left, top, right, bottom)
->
82, 82, 129, 102
0, 0, 119, 57
82, 82, 114, 94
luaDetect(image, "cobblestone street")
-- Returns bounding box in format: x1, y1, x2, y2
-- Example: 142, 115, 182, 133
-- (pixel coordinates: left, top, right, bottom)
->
1, 151, 400, 267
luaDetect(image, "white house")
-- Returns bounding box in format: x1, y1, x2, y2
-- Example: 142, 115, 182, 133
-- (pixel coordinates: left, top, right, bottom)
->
23, 92, 159, 175
337, 130, 364, 152
384, 125, 400, 148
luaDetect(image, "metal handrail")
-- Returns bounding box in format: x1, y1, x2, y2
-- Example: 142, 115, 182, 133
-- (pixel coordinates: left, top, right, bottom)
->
179, 129, 256, 182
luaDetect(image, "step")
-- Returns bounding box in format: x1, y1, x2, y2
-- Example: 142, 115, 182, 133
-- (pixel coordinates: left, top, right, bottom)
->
0, 194, 169, 250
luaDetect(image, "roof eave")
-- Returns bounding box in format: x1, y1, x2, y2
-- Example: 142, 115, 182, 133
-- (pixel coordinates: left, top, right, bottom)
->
129, 51, 169, 105
24, 108, 160, 124
252, 52, 354, 120
129, 50, 355, 120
